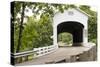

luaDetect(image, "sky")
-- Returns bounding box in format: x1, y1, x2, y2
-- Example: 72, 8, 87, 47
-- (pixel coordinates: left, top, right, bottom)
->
24, 4, 97, 17
90, 5, 97, 11
25, 5, 97, 16
16, 3, 97, 23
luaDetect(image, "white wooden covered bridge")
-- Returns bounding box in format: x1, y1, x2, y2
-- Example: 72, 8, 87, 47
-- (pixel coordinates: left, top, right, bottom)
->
11, 8, 97, 66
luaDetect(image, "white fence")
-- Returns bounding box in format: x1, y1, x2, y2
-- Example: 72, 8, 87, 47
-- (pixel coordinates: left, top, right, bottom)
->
11, 45, 58, 59
33, 45, 58, 57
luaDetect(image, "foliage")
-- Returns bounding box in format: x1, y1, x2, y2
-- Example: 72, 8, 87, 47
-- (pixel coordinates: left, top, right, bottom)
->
58, 33, 72, 45
13, 1, 69, 53
12, 1, 97, 53
79, 5, 97, 44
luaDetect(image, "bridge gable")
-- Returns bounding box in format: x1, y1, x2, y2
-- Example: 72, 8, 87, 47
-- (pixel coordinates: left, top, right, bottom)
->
53, 8, 88, 29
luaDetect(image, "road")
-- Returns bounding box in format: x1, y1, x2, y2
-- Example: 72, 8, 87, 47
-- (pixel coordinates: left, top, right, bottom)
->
16, 46, 92, 66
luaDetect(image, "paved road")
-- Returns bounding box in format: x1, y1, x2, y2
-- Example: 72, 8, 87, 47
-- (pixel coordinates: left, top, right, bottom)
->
16, 46, 91, 66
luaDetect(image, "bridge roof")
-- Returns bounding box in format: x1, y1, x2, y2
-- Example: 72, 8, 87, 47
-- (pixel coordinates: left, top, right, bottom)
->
54, 8, 91, 17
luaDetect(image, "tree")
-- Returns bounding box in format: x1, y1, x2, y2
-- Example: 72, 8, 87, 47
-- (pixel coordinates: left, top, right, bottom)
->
12, 1, 97, 53
79, 5, 97, 44
16, 3, 26, 52
58, 33, 73, 45
12, 2, 70, 52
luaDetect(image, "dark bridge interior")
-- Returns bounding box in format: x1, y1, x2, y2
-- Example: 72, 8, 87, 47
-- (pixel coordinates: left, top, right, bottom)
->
57, 21, 84, 46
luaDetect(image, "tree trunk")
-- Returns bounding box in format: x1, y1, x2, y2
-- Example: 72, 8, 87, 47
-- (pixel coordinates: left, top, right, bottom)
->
16, 3, 26, 53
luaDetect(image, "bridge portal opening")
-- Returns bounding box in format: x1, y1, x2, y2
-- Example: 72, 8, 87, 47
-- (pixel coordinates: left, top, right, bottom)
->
57, 21, 84, 46
58, 32, 73, 47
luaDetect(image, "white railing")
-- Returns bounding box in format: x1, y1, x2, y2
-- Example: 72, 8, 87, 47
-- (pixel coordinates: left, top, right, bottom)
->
11, 45, 58, 59
33, 45, 58, 57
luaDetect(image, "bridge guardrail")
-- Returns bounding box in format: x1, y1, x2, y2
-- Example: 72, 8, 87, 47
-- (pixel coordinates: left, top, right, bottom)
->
11, 45, 58, 64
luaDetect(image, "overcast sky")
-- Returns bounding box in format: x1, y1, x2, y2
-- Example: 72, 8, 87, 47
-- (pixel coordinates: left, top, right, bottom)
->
24, 4, 97, 17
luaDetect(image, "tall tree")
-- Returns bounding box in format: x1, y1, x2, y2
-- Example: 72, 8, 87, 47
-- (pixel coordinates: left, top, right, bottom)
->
16, 3, 26, 52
